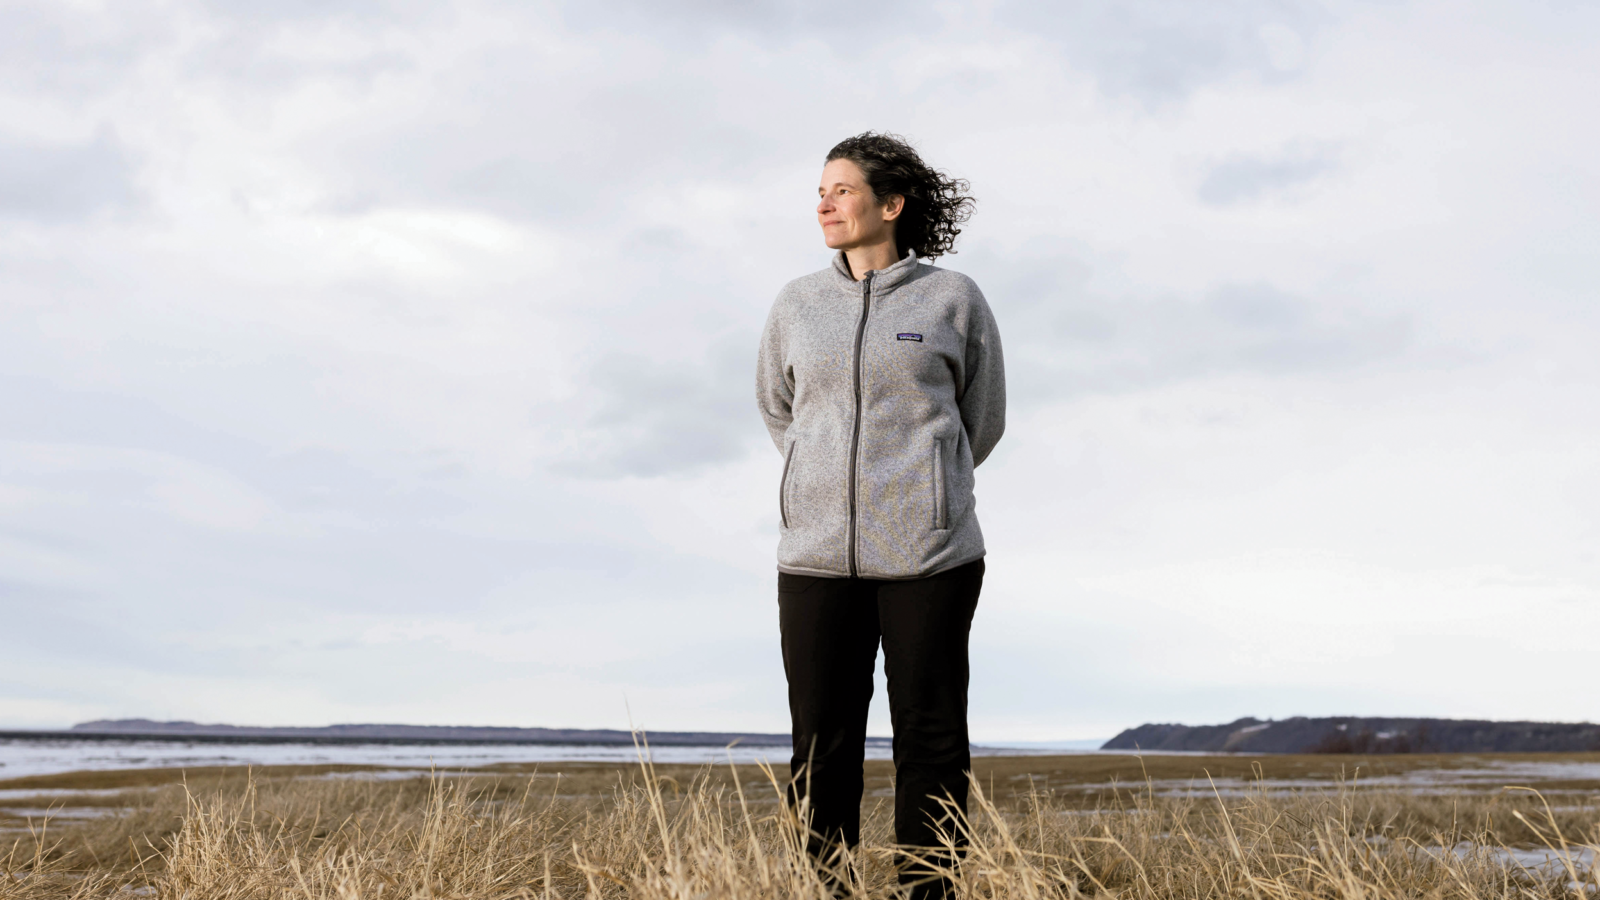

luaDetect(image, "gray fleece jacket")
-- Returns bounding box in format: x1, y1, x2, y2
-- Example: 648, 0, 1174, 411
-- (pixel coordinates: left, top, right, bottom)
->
756, 250, 1005, 580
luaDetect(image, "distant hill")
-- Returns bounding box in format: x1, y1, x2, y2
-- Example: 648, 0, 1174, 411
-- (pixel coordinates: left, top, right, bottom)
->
1102, 717, 1600, 754
60, 719, 843, 747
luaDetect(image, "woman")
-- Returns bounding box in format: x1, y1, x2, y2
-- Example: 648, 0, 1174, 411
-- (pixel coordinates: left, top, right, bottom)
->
755, 132, 1005, 898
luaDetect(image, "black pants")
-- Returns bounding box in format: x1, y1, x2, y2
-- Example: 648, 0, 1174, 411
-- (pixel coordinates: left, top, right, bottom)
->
778, 558, 984, 897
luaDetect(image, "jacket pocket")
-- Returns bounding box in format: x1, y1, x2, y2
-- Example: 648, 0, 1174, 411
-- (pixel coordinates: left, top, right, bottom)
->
780, 440, 797, 529
933, 439, 948, 530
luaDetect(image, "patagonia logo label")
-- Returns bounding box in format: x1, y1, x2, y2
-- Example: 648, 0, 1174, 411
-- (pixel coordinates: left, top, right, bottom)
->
897, 333, 923, 342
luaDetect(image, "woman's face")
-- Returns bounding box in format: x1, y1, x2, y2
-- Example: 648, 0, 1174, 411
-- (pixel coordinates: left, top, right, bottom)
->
817, 158, 902, 251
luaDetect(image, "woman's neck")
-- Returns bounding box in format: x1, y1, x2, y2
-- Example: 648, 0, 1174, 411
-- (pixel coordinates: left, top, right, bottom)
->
843, 240, 901, 281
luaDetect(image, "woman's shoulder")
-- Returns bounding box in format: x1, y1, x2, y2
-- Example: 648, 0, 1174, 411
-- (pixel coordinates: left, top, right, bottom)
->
906, 263, 987, 302
774, 265, 845, 305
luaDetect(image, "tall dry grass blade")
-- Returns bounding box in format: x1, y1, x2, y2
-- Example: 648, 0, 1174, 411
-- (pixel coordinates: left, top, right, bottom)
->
1505, 786, 1591, 893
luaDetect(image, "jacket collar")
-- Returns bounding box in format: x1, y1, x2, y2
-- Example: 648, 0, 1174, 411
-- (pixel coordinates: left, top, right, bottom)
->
830, 249, 921, 291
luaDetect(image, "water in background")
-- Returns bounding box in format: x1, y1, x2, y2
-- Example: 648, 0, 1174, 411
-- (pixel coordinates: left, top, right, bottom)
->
0, 738, 799, 781
0, 737, 1105, 781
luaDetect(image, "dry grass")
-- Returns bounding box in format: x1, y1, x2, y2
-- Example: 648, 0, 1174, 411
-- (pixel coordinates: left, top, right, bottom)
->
1, 753, 1597, 899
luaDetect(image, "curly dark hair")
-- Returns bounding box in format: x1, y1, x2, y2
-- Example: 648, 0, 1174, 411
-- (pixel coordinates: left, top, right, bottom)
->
825, 132, 975, 261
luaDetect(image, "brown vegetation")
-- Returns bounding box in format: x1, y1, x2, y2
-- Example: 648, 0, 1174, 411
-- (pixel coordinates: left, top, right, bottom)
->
1, 753, 1596, 898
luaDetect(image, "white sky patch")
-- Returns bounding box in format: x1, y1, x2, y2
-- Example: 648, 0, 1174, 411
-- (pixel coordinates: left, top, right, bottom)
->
358, 619, 644, 668
1258, 23, 1308, 72
305, 208, 557, 282
0, 698, 103, 730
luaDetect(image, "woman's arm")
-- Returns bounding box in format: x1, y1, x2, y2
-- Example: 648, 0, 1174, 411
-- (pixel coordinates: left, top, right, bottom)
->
959, 290, 1006, 467
755, 298, 794, 454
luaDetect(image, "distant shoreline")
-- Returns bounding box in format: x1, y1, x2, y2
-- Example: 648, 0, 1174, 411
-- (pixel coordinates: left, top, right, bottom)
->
0, 720, 895, 748
0, 730, 793, 747
0, 731, 1105, 753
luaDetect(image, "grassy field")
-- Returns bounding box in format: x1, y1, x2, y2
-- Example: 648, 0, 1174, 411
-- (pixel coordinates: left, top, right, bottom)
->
2, 751, 1597, 898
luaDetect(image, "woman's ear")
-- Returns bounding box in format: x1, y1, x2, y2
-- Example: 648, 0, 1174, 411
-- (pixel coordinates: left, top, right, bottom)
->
882, 194, 905, 221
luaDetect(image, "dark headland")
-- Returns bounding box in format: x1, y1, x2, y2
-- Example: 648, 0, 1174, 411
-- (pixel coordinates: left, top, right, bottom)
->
1103, 716, 1600, 753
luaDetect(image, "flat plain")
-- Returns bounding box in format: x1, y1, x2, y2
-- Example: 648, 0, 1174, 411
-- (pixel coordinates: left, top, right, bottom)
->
3, 751, 1598, 898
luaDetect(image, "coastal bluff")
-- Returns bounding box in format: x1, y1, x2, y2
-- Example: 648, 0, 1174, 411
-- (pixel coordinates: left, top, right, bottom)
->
1103, 716, 1600, 753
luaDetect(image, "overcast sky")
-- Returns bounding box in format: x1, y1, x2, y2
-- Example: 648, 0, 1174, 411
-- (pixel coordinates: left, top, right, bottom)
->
2, 0, 1597, 742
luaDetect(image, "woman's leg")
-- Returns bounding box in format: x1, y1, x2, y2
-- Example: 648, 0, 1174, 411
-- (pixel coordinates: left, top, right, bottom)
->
778, 572, 880, 856
877, 558, 984, 899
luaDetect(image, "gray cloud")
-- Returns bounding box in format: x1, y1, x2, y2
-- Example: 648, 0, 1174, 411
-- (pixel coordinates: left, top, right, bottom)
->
0, 577, 213, 673
198, 0, 439, 23
557, 0, 931, 40
0, 129, 137, 222
254, 448, 469, 519
0, 2, 426, 111
0, 373, 257, 462
1198, 282, 1407, 372
556, 335, 762, 478
552, 0, 1322, 111
185, 37, 417, 92
0, 373, 458, 530
0, 5, 173, 100
308, 68, 786, 227
965, 245, 1411, 402
1198, 142, 1341, 206
1002, 0, 1326, 103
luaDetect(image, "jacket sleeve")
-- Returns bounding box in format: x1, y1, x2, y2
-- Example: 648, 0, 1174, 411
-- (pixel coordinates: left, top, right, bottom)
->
959, 288, 1006, 467
755, 295, 793, 453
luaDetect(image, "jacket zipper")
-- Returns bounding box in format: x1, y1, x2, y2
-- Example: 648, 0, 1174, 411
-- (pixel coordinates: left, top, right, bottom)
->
846, 272, 872, 577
